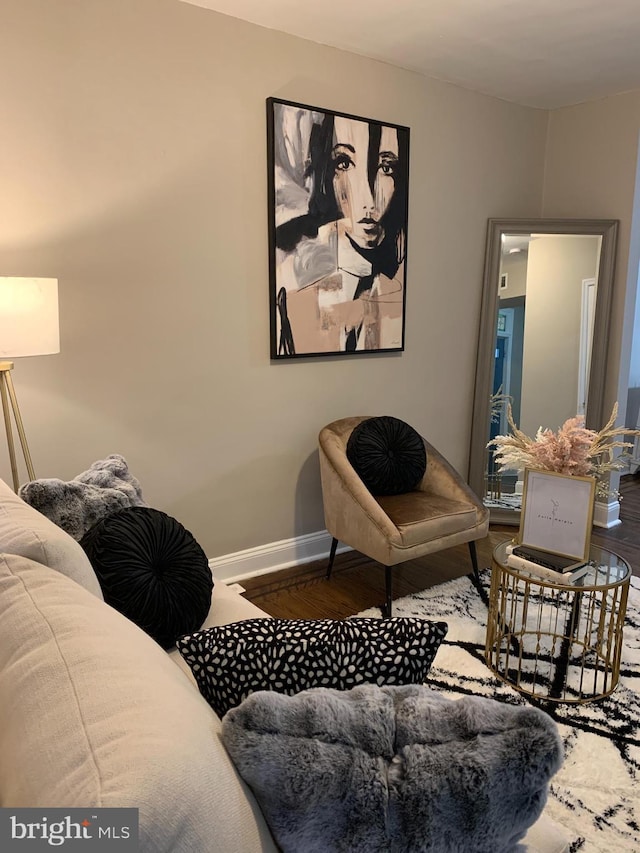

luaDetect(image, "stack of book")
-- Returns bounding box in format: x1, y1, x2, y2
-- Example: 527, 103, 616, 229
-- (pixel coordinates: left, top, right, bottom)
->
505, 544, 590, 584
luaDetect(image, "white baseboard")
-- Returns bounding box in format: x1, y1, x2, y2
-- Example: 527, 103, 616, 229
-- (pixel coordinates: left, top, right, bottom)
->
210, 530, 351, 584
593, 499, 621, 529
212, 502, 622, 583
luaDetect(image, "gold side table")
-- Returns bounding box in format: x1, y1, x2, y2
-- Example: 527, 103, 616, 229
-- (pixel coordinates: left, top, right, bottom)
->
485, 540, 631, 703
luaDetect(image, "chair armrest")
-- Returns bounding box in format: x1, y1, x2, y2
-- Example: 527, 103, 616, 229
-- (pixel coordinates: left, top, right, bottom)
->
420, 441, 484, 508
318, 429, 401, 544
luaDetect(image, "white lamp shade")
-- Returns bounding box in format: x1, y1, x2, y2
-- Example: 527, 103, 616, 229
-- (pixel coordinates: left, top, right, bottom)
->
0, 277, 60, 358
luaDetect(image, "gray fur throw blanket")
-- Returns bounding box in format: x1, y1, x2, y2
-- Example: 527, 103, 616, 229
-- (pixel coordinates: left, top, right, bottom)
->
221, 683, 563, 853
19, 454, 146, 541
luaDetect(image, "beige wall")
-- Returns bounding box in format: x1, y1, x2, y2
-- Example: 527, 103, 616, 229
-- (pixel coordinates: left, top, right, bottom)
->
0, 0, 565, 561
543, 92, 640, 429
500, 253, 528, 299
3, 3, 639, 559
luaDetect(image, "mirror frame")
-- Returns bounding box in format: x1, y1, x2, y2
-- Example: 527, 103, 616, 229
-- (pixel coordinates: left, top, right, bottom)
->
468, 218, 619, 525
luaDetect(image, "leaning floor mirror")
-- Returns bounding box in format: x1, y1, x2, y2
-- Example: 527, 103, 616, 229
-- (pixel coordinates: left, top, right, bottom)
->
468, 218, 619, 524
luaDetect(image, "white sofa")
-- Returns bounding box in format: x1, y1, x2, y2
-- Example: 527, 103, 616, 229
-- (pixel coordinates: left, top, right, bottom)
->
0, 478, 571, 852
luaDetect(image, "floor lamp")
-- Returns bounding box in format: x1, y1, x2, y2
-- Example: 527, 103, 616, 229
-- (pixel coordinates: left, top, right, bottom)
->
0, 277, 59, 492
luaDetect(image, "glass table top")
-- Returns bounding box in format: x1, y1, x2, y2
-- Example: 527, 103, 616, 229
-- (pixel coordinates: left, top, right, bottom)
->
494, 539, 631, 589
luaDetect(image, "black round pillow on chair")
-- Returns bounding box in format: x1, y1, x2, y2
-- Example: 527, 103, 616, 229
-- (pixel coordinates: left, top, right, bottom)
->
80, 506, 213, 649
346, 416, 427, 496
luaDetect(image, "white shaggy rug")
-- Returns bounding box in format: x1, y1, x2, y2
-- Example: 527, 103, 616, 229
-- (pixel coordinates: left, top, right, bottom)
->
358, 570, 640, 852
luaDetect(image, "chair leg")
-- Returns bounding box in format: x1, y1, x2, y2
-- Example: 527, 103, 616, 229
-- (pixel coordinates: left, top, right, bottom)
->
326, 537, 339, 580
382, 565, 393, 618
468, 540, 481, 587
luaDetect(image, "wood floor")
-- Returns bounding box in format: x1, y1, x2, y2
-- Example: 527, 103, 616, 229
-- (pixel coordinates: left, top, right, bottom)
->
242, 473, 640, 619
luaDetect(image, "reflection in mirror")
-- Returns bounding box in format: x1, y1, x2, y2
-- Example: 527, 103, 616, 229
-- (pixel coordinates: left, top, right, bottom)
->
490, 233, 601, 507
469, 219, 619, 525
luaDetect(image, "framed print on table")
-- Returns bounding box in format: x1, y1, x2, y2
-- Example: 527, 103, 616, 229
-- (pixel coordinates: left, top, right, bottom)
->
518, 468, 596, 561
266, 97, 410, 359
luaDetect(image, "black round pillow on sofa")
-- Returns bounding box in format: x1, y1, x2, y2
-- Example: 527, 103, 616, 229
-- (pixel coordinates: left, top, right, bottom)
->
346, 416, 427, 496
80, 506, 213, 649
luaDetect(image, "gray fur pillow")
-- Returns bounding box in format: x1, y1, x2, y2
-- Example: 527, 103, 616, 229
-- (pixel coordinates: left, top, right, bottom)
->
18, 454, 146, 541
221, 684, 563, 853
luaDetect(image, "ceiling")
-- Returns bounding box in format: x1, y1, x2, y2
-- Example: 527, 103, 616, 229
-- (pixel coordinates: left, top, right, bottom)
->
179, 0, 640, 109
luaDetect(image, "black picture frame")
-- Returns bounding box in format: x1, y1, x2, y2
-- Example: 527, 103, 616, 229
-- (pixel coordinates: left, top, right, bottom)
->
267, 98, 410, 359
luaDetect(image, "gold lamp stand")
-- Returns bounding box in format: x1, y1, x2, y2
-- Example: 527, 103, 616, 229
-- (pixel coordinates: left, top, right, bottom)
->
0, 361, 35, 492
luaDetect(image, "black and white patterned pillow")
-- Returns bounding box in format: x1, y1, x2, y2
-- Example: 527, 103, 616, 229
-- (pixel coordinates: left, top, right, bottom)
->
176, 617, 447, 718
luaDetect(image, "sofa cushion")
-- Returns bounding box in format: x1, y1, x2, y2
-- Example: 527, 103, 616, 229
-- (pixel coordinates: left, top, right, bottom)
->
377, 491, 480, 547
80, 506, 213, 649
0, 552, 277, 853
0, 476, 103, 598
177, 617, 447, 718
168, 581, 271, 685
18, 453, 146, 541
346, 416, 427, 496
221, 684, 564, 853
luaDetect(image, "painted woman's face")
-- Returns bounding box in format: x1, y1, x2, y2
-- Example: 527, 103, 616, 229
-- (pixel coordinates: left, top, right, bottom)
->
331, 116, 399, 249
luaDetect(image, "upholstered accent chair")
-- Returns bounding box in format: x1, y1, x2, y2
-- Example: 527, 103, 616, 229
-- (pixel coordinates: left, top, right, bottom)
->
318, 417, 490, 616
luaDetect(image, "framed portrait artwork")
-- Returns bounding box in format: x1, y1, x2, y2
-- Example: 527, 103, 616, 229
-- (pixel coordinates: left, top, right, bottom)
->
266, 98, 410, 359
518, 468, 596, 561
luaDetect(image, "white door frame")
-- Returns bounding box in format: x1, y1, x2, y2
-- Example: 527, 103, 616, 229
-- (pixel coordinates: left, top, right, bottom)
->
577, 278, 596, 416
